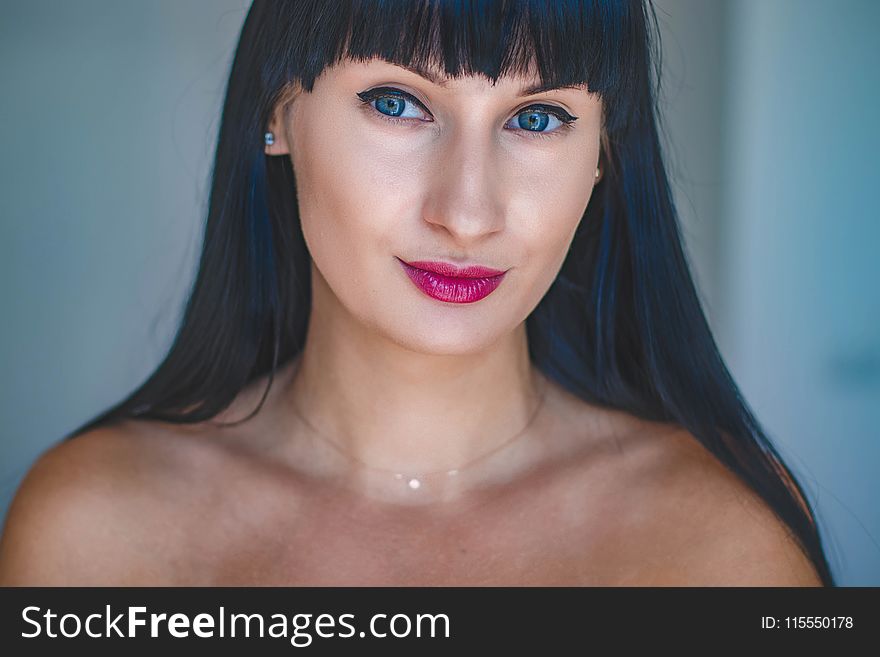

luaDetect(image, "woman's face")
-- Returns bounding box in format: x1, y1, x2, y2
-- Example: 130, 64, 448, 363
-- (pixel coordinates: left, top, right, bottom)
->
267, 56, 603, 355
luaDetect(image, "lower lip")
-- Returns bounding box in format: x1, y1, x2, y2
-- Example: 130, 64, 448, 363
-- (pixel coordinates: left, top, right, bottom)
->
398, 260, 506, 304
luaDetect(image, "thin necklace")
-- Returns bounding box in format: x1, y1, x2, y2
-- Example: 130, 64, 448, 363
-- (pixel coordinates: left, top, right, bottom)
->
289, 369, 548, 491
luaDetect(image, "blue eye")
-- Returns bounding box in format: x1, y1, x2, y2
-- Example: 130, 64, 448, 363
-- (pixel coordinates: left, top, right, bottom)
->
506, 106, 573, 137
513, 108, 566, 132
356, 87, 577, 139
356, 87, 431, 122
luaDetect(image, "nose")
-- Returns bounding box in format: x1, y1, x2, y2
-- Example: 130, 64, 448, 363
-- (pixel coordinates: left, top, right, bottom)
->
421, 127, 506, 245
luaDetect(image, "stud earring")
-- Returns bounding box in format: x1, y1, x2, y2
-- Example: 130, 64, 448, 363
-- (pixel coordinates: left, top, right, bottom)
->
264, 131, 275, 146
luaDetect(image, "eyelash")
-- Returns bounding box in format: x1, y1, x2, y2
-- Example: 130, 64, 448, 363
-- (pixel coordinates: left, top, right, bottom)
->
355, 87, 577, 140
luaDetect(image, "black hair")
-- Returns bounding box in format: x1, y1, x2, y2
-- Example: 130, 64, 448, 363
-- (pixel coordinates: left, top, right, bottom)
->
66, 0, 836, 585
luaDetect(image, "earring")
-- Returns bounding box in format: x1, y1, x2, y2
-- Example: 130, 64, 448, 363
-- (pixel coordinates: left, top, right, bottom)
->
595, 167, 601, 180
264, 131, 275, 146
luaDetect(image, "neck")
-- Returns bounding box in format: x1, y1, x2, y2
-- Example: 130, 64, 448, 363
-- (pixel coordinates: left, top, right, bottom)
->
283, 267, 546, 499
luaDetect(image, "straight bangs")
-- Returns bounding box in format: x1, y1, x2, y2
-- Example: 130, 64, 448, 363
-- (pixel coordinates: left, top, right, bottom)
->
262, 0, 645, 133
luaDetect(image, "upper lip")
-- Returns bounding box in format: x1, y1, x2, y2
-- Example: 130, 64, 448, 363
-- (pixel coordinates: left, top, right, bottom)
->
399, 258, 507, 278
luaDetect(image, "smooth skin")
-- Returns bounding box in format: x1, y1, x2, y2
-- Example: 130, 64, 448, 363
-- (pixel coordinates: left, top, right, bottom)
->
0, 57, 821, 585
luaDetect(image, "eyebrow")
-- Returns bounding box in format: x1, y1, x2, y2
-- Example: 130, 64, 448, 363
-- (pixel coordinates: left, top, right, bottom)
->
391, 61, 586, 97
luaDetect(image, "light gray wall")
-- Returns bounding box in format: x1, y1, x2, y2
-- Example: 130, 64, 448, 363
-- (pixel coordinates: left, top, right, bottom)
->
654, 0, 728, 324
0, 0, 249, 509
716, 0, 880, 586
656, 0, 879, 585
1, 1, 877, 583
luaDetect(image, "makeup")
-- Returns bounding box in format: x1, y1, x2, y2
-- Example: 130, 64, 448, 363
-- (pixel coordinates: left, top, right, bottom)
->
397, 258, 507, 304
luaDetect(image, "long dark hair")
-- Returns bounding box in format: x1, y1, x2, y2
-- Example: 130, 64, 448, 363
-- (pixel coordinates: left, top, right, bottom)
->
66, 0, 836, 585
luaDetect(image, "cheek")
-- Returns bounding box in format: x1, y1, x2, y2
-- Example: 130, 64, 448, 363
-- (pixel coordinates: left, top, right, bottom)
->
291, 115, 405, 268
506, 151, 595, 272
289, 111, 428, 317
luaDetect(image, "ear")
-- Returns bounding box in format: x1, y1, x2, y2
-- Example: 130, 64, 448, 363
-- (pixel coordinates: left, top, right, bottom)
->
264, 83, 300, 156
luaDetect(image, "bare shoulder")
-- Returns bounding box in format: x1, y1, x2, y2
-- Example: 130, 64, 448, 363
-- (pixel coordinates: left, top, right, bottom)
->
0, 419, 227, 585
614, 420, 823, 586
550, 394, 823, 586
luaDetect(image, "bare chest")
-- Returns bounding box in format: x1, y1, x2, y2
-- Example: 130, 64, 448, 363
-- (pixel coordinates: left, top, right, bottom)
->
155, 472, 665, 586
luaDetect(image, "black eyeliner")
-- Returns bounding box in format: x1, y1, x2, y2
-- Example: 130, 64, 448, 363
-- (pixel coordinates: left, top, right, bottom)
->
356, 87, 431, 115
357, 87, 577, 123
521, 103, 578, 123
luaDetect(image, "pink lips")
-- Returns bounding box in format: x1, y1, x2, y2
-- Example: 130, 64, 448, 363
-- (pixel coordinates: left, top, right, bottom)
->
397, 258, 507, 303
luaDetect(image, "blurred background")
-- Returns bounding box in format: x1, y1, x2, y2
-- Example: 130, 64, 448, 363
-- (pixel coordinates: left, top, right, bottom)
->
1, 0, 877, 584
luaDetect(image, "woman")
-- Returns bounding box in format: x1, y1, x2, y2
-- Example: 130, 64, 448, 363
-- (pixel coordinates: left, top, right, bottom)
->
0, 0, 835, 585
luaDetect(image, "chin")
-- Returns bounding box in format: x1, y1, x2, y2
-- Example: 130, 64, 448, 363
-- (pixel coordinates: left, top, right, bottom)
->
379, 316, 509, 357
